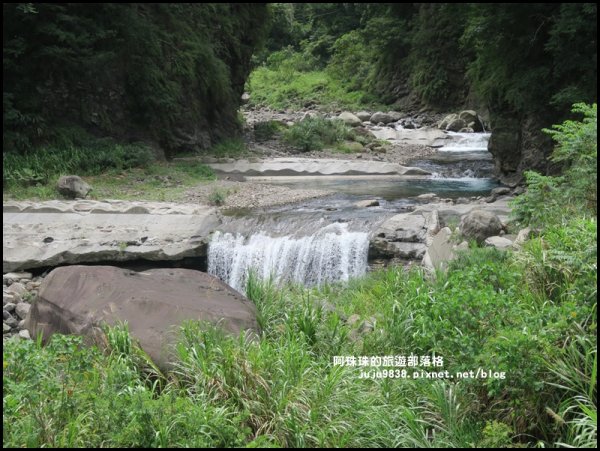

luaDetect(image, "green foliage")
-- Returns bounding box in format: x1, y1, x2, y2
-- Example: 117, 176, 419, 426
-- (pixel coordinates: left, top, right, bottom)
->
254, 3, 595, 122
3, 158, 216, 202
3, 4, 269, 155
283, 117, 353, 152
463, 3, 596, 116
206, 138, 248, 159
3, 137, 155, 188
547, 329, 597, 448
511, 103, 597, 227
408, 4, 471, 107
544, 103, 597, 213
253, 121, 284, 142
247, 65, 379, 111
208, 188, 228, 206
517, 218, 597, 304
327, 30, 375, 93
510, 171, 565, 228
477, 421, 514, 448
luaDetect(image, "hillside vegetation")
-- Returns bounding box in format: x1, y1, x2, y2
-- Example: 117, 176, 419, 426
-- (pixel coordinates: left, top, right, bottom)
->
248, 3, 596, 181
3, 3, 268, 158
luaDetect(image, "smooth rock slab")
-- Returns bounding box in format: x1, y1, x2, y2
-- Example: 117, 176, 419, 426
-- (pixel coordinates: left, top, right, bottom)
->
3, 201, 220, 272
206, 158, 430, 177
26, 266, 260, 369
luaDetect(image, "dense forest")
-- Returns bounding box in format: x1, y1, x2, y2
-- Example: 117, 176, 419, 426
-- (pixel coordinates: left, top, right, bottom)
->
3, 3, 597, 182
3, 3, 268, 157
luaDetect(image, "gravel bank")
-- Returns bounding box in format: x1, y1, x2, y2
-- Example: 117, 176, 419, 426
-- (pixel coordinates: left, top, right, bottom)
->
183, 179, 334, 210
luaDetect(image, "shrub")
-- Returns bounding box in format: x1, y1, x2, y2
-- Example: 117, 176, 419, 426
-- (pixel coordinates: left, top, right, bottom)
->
283, 116, 353, 152
208, 188, 228, 206
511, 103, 597, 228
253, 120, 284, 141
327, 30, 376, 92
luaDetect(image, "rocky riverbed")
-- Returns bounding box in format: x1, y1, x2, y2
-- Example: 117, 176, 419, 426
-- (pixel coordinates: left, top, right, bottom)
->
4, 106, 519, 342
3, 272, 40, 340
183, 178, 335, 210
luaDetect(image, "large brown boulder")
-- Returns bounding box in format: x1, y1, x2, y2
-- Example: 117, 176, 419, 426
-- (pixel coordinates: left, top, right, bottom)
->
25, 266, 259, 368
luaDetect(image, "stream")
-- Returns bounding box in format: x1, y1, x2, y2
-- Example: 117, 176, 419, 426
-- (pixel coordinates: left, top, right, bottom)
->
208, 131, 498, 292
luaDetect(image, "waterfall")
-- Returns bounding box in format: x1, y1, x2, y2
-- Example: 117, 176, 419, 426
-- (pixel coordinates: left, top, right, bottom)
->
439, 132, 491, 152
208, 222, 369, 292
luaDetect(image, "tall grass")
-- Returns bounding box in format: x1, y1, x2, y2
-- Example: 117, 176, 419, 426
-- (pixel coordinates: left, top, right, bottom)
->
5, 229, 596, 447
3, 142, 154, 187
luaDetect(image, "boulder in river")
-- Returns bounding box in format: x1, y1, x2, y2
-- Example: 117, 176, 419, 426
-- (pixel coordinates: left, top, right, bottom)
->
458, 110, 484, 132
338, 111, 362, 127
355, 111, 372, 121
438, 114, 458, 130
459, 209, 503, 244
445, 118, 467, 132
370, 112, 396, 124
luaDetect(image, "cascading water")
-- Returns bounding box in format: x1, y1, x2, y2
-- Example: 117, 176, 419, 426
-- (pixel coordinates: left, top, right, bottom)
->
413, 131, 495, 179
207, 123, 502, 294
208, 222, 369, 293
439, 132, 491, 152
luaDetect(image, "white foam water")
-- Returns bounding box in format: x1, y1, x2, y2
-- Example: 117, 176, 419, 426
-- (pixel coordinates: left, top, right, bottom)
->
208, 222, 369, 292
440, 132, 491, 152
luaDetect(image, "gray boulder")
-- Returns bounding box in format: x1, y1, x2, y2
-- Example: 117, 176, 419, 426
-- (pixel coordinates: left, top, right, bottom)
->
491, 186, 511, 197
356, 111, 372, 121
458, 110, 484, 132
446, 118, 467, 132
57, 175, 91, 199
15, 302, 30, 320
338, 112, 362, 127
370, 211, 438, 262
422, 227, 454, 272
354, 199, 380, 208
26, 266, 260, 369
459, 210, 503, 244
439, 114, 458, 130
370, 112, 395, 124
